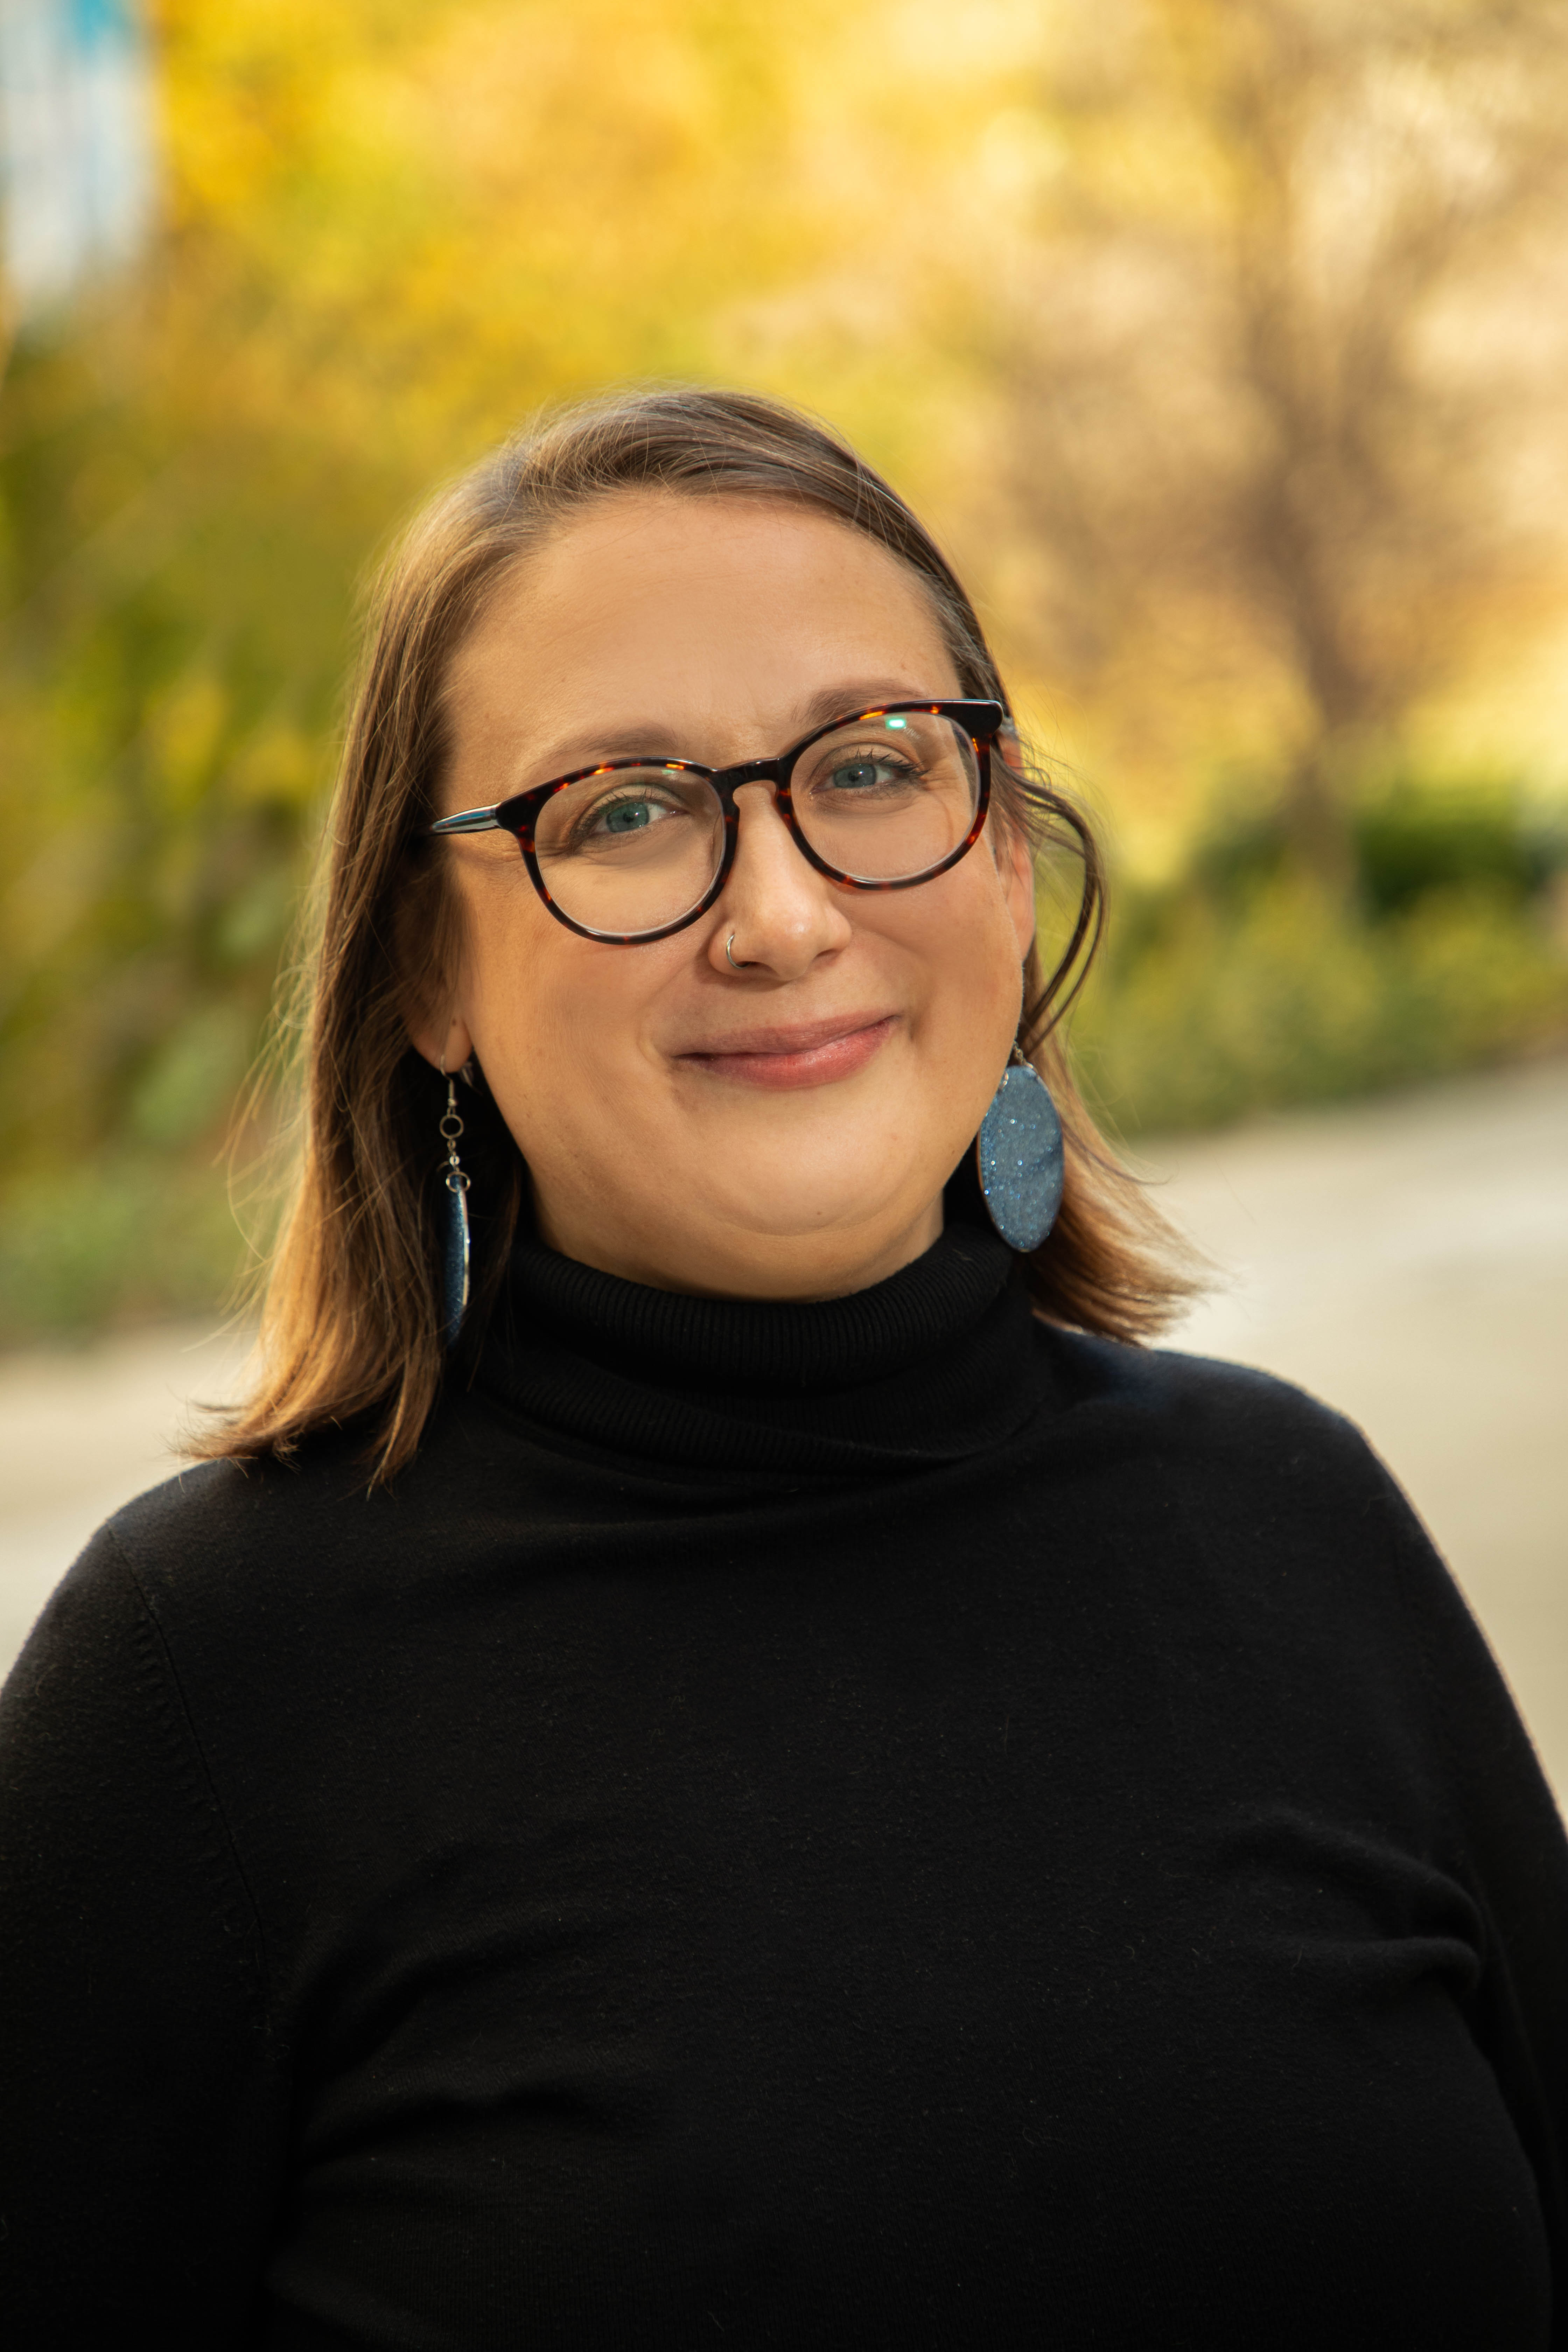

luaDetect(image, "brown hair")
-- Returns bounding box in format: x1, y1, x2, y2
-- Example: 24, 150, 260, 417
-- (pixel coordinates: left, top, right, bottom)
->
203, 387, 1196, 1480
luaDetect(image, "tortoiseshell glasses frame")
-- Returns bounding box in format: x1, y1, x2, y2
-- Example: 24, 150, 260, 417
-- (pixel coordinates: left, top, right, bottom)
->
426, 697, 1006, 946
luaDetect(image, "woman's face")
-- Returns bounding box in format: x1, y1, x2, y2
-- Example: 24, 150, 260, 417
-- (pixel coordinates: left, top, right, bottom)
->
417, 492, 1036, 1300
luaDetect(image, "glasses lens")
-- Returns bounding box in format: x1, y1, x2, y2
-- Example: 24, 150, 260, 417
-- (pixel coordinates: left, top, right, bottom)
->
790, 712, 981, 882
532, 764, 725, 937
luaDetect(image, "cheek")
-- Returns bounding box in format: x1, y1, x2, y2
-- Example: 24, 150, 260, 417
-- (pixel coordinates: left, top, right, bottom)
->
451, 870, 565, 1089
457, 875, 671, 1109
896, 860, 1026, 1038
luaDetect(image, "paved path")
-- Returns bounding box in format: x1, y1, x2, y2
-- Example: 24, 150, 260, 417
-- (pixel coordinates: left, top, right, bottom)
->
0, 1318, 255, 1677
3, 1056, 1565, 1790
1142, 1054, 1568, 1795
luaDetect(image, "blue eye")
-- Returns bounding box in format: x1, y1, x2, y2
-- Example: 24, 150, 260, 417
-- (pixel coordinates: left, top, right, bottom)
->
825, 752, 918, 794
602, 800, 655, 834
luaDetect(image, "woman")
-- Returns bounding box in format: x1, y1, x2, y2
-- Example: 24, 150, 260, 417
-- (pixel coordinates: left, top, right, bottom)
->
2, 388, 1564, 2349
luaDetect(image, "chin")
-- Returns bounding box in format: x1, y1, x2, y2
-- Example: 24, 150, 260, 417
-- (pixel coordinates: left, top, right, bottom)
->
667, 1190, 941, 1296
697, 1167, 923, 1239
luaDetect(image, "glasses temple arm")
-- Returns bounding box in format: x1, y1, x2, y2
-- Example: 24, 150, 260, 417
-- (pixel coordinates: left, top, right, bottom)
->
428, 807, 503, 836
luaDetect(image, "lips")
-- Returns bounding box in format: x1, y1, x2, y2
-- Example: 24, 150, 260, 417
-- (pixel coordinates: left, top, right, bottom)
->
675, 1013, 897, 1090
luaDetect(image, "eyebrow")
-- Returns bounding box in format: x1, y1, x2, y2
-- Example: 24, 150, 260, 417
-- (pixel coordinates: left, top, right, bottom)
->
517, 678, 943, 785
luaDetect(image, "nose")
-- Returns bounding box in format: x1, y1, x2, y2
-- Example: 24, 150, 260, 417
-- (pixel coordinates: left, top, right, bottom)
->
706, 780, 853, 982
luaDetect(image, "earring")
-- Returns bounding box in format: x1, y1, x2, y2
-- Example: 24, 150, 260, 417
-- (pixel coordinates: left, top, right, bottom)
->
438, 1066, 471, 1347
976, 1054, 1064, 1251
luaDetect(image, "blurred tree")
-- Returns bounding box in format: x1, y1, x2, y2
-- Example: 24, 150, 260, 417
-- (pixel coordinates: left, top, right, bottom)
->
984, 0, 1568, 882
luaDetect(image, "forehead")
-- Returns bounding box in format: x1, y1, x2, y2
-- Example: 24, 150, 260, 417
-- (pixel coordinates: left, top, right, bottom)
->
443, 491, 955, 751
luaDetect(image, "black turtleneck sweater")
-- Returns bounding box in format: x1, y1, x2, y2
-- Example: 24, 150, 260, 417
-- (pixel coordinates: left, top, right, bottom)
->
2, 1225, 1566, 2349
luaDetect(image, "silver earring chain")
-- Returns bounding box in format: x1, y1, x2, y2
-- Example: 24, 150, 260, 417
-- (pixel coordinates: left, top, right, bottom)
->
440, 1079, 470, 1197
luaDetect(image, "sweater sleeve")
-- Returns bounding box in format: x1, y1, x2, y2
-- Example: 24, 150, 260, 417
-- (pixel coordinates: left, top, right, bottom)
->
0, 1526, 280, 2343
1368, 1452, 1568, 2295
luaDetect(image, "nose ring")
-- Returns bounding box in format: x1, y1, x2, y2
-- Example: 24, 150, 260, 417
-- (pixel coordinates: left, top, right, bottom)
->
725, 932, 742, 971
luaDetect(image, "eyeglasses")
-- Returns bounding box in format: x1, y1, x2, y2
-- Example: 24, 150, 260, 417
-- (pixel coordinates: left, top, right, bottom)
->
427, 698, 1005, 945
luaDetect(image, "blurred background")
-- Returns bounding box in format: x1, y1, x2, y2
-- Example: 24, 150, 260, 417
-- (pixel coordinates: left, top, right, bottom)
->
1, 2, 1565, 1767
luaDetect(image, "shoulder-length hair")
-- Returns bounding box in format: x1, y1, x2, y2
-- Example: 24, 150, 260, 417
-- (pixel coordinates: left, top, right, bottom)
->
202, 386, 1196, 1480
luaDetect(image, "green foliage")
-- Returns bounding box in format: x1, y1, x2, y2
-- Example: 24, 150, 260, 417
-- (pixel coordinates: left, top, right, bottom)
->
0, 1150, 253, 1337
1175, 777, 1566, 920
1354, 785, 1566, 918
1072, 790, 1568, 1139
0, 329, 351, 1182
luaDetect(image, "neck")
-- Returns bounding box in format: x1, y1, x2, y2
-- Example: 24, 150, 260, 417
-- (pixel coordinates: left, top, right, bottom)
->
479, 1211, 1046, 1476
529, 1185, 947, 1303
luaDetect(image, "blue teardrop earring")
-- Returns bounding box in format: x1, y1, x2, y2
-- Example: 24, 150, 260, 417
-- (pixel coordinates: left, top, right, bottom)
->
976, 1051, 1064, 1251
438, 1060, 471, 1348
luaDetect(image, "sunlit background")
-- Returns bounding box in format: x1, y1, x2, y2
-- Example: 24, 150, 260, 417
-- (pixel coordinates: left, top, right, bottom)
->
1, 0, 1566, 1766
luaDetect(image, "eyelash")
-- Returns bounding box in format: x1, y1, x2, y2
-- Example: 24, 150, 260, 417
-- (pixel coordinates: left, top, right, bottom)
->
571, 784, 687, 839
809, 745, 920, 781
556, 737, 924, 846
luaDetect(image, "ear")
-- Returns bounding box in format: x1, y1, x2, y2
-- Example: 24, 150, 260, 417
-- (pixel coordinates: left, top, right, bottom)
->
395, 854, 473, 1073
992, 805, 1038, 963
407, 1010, 475, 1076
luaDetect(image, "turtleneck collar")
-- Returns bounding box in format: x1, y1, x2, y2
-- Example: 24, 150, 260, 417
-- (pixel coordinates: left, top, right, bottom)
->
474, 1220, 1050, 1478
